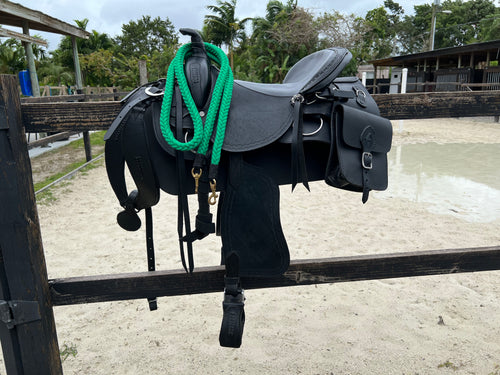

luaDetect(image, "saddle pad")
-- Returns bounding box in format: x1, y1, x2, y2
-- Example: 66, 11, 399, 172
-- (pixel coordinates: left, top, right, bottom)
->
219, 154, 290, 277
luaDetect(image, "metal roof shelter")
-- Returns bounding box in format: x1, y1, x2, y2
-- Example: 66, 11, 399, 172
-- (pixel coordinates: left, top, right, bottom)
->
368, 40, 500, 93
0, 0, 90, 96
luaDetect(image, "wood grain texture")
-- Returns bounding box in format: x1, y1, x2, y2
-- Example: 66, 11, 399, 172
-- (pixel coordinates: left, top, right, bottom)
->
21, 91, 500, 132
49, 246, 500, 306
0, 75, 62, 374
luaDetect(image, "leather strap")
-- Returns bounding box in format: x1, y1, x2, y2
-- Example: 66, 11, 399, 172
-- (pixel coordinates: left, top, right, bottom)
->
174, 87, 216, 273
174, 88, 194, 273
104, 84, 163, 141
291, 94, 309, 191
145, 207, 158, 310
360, 126, 375, 203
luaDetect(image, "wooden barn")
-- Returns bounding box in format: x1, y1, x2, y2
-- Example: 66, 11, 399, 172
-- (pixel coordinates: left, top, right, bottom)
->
365, 40, 500, 94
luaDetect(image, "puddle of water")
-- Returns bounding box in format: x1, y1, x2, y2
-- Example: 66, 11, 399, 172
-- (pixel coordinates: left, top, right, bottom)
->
375, 143, 500, 223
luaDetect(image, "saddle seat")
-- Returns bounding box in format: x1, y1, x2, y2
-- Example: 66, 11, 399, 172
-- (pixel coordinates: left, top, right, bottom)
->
154, 48, 353, 154
237, 47, 351, 97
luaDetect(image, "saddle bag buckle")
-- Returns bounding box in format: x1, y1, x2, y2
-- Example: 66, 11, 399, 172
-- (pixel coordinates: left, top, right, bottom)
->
362, 152, 373, 170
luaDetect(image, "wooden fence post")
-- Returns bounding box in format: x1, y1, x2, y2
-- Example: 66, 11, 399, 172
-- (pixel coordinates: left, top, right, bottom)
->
83, 131, 92, 162
139, 60, 148, 86
0, 75, 62, 374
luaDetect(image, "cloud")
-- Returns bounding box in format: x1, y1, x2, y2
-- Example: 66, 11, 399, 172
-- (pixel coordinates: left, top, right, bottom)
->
8, 0, 430, 51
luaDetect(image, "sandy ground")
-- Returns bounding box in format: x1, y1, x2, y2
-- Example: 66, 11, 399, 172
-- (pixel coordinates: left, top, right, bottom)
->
2, 118, 500, 374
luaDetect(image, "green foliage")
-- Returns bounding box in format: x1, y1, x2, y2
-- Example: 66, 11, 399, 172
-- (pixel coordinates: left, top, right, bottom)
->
238, 0, 319, 83
0, 39, 26, 73
113, 15, 178, 59
432, 0, 497, 48
52, 18, 114, 76
204, 0, 252, 68
60, 342, 78, 362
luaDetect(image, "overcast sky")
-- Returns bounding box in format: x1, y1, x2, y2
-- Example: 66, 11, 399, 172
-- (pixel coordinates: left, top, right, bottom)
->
12, 0, 433, 51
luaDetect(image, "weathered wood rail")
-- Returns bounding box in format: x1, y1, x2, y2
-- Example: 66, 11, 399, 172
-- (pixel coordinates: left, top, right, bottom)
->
20, 90, 500, 133
50, 246, 500, 306
1, 73, 499, 374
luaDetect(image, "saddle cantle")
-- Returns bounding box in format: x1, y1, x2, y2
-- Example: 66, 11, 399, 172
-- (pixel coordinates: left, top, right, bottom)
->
104, 29, 392, 348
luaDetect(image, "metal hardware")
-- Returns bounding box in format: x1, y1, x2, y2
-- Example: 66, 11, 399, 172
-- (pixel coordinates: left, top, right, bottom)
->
145, 87, 164, 97
362, 152, 373, 170
0, 300, 41, 329
355, 89, 367, 99
303, 118, 324, 136
315, 92, 329, 100
355, 88, 367, 107
291, 94, 305, 104
192, 168, 202, 194
209, 180, 218, 205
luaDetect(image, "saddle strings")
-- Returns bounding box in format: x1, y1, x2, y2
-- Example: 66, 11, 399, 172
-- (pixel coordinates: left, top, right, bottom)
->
159, 42, 233, 204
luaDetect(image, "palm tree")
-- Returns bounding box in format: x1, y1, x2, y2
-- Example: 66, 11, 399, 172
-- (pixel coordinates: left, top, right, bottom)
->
204, 0, 252, 69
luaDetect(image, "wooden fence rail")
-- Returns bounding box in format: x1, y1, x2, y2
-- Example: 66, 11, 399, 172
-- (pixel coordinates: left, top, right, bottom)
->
19, 90, 500, 133
49, 246, 500, 306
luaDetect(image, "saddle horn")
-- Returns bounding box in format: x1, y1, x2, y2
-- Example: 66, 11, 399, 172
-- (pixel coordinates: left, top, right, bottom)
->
179, 28, 212, 109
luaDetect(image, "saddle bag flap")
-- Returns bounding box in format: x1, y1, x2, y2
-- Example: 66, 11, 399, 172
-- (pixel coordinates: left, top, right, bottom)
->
341, 105, 392, 153
327, 104, 392, 192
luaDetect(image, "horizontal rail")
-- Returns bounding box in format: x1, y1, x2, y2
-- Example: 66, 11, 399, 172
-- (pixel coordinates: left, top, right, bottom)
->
20, 92, 128, 104
27, 131, 77, 149
373, 90, 500, 119
21, 91, 500, 132
49, 245, 500, 306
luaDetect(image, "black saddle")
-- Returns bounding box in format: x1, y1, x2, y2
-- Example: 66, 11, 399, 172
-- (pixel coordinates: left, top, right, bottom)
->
104, 29, 392, 348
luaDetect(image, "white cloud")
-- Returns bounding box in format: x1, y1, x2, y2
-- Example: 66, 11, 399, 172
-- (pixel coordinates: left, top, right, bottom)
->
8, 0, 430, 51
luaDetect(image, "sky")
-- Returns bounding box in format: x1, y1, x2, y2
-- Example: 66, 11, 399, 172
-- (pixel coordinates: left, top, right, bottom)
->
10, 0, 435, 51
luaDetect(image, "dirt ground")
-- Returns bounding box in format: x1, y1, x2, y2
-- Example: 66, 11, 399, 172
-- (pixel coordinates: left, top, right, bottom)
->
29, 137, 104, 185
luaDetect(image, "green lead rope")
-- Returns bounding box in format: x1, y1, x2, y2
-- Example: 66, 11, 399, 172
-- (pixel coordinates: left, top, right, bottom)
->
159, 42, 233, 204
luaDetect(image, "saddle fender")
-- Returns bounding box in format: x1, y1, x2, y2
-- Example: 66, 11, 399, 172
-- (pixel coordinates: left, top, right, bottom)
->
105, 104, 160, 231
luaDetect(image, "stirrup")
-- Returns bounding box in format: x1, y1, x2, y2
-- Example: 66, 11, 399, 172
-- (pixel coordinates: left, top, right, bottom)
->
219, 276, 245, 348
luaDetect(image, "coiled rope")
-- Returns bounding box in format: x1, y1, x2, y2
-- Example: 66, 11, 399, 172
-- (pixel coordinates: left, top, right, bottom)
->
159, 42, 233, 172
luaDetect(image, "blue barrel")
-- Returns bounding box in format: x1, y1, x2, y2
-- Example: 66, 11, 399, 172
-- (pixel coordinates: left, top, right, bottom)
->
18, 70, 33, 96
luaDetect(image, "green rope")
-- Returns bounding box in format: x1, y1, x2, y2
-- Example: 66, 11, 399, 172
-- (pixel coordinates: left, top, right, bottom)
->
159, 42, 233, 168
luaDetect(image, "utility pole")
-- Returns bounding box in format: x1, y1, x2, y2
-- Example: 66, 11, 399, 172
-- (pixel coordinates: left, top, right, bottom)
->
429, 0, 451, 51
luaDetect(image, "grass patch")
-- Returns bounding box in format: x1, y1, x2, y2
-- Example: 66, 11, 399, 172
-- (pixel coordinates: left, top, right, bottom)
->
489, 364, 500, 375
33, 131, 106, 204
60, 342, 78, 362
68, 131, 106, 150
35, 158, 103, 205
34, 160, 87, 192
438, 360, 460, 371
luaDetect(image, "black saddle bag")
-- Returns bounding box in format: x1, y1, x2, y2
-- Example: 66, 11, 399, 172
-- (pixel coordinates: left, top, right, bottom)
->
326, 104, 392, 202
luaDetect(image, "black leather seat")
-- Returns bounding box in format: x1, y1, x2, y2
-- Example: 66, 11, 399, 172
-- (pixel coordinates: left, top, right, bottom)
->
235, 48, 351, 96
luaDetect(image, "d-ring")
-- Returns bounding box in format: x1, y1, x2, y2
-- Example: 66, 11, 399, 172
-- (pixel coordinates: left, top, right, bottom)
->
303, 118, 324, 136
145, 87, 164, 96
